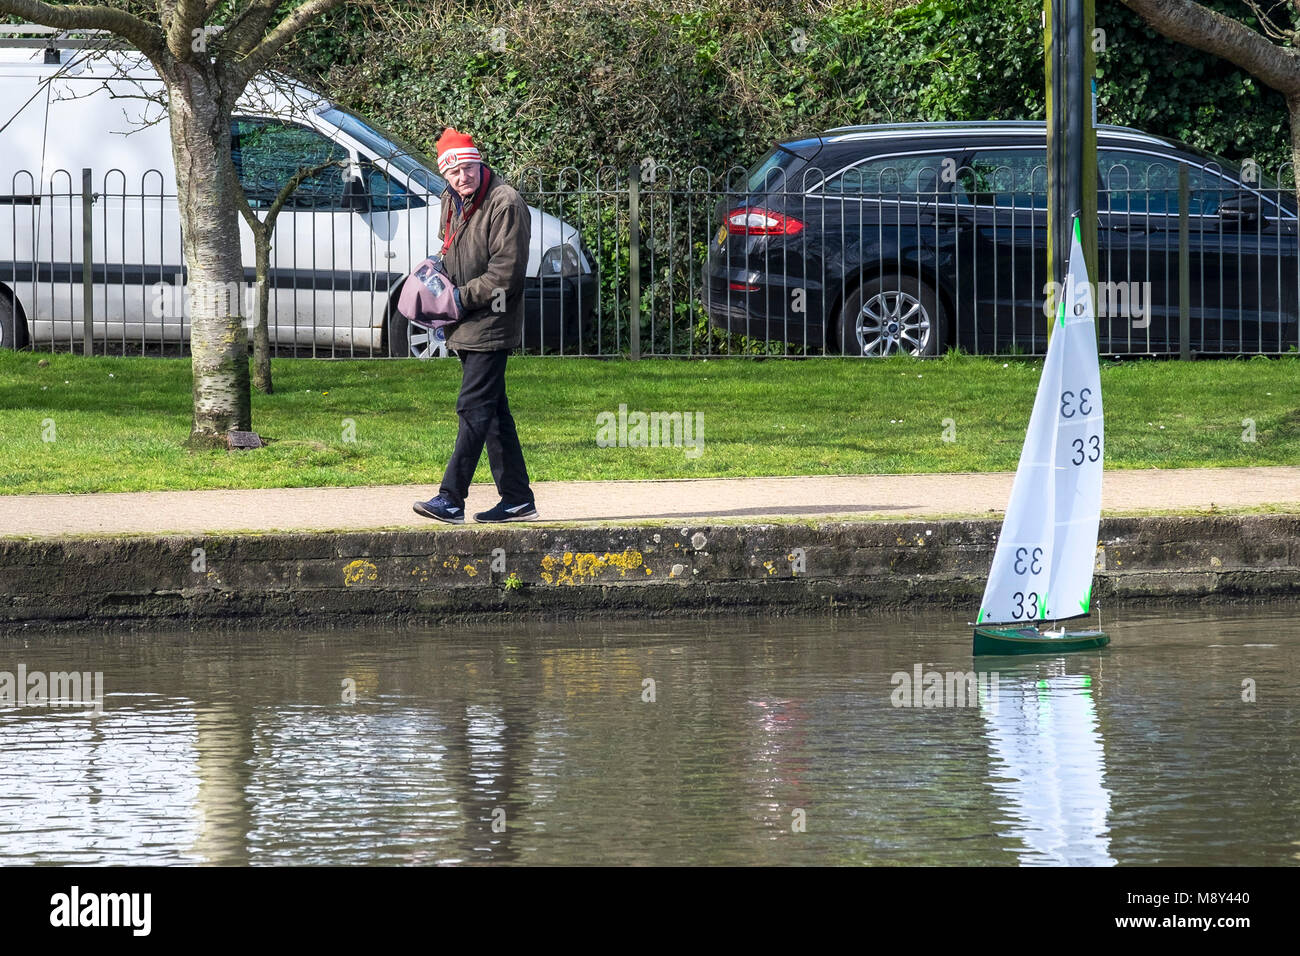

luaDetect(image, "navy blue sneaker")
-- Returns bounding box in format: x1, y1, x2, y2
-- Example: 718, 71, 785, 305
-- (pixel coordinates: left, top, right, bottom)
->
413, 495, 465, 524
474, 500, 539, 522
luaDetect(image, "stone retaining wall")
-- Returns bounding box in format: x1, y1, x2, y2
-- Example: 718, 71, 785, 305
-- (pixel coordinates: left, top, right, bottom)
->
2, 514, 1298, 632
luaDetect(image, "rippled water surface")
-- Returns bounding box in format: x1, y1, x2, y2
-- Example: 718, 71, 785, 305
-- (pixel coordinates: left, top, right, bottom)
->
1, 607, 1297, 865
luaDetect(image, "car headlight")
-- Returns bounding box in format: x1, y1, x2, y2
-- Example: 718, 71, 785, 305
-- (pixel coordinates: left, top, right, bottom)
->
540, 243, 582, 277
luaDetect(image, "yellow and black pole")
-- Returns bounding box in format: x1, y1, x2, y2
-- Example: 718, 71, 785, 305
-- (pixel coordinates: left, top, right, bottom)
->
1045, 0, 1097, 337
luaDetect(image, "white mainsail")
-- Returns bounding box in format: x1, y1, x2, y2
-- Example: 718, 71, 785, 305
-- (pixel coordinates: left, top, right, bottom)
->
977, 219, 1103, 626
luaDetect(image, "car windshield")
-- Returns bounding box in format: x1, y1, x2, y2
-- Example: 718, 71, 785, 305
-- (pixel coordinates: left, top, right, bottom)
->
320, 105, 445, 195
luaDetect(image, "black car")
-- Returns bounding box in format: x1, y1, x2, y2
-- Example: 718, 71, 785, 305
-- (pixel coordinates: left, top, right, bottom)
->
704, 121, 1300, 356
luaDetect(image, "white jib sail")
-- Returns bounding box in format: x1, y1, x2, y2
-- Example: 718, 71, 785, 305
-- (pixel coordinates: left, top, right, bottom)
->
977, 219, 1104, 626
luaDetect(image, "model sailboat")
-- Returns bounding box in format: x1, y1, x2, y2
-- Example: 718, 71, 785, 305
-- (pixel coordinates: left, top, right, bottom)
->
973, 217, 1109, 655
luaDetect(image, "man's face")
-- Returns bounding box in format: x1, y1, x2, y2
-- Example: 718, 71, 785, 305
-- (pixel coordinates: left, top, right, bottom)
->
446, 160, 481, 200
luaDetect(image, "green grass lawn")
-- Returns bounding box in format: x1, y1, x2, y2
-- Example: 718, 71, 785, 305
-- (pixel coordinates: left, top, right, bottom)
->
0, 351, 1296, 494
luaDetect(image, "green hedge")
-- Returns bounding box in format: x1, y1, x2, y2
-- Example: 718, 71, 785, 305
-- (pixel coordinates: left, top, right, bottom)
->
281, 0, 1293, 179
269, 0, 1297, 355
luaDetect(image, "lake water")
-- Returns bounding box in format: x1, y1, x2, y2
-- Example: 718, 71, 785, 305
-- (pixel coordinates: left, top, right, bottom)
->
1, 606, 1296, 865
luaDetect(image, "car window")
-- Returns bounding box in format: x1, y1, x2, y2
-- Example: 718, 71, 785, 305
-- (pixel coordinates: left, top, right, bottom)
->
1099, 150, 1236, 216
954, 149, 1047, 207
822, 153, 951, 196
745, 142, 826, 192
746, 148, 792, 191
231, 118, 350, 210
360, 159, 425, 212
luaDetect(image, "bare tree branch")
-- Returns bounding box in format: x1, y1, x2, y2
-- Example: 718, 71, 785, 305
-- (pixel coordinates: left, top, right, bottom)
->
1123, 0, 1300, 196
233, 0, 347, 83
1242, 0, 1297, 42
216, 0, 279, 59
235, 157, 349, 231
166, 0, 209, 61
0, 0, 164, 58
1121, 0, 1300, 95
0, 41, 118, 136
236, 66, 329, 120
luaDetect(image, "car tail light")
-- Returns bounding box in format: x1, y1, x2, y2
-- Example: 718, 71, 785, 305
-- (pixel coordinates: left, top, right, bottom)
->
725, 207, 804, 236
728, 281, 760, 292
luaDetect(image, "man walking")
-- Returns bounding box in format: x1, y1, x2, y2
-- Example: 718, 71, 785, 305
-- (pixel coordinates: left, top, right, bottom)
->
413, 128, 538, 524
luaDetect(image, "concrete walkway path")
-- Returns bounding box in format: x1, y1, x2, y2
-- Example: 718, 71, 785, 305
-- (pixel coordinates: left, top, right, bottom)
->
1, 467, 1298, 538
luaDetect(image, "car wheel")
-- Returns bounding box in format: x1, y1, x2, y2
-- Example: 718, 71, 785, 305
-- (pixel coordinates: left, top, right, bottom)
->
0, 291, 28, 350
387, 310, 449, 360
839, 275, 944, 357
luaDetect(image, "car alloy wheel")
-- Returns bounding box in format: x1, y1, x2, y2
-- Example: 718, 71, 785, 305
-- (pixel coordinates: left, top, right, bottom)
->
406, 322, 450, 360
839, 275, 944, 358
858, 290, 930, 356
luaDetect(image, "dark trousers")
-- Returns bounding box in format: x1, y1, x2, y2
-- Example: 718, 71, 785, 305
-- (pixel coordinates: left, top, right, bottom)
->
438, 349, 533, 508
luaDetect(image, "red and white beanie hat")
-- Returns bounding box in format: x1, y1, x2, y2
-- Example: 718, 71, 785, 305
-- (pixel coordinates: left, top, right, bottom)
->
436, 128, 482, 174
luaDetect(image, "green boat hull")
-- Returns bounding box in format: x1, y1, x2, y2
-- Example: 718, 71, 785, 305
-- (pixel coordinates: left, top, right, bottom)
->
972, 625, 1109, 656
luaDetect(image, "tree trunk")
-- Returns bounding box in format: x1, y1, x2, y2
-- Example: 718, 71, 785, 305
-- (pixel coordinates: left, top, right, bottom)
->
253, 232, 272, 394
168, 63, 251, 446
1288, 96, 1300, 201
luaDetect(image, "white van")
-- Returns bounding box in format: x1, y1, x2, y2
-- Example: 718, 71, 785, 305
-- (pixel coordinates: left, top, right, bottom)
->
0, 38, 595, 357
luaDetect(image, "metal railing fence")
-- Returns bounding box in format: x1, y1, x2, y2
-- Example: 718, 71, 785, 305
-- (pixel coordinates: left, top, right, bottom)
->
3, 159, 1297, 358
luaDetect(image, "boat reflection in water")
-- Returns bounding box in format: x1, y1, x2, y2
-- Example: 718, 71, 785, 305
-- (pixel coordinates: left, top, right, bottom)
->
980, 662, 1114, 866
